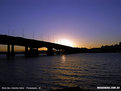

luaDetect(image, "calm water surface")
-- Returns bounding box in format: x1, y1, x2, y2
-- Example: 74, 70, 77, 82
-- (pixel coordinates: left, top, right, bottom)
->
0, 53, 121, 90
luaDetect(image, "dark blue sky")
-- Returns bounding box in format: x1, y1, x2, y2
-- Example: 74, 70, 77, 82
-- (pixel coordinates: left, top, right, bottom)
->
0, 0, 121, 48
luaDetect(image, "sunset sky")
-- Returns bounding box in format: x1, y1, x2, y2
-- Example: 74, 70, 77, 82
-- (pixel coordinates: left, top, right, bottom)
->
0, 0, 121, 49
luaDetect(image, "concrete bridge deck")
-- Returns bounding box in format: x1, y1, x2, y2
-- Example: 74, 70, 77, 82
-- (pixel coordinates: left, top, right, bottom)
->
0, 34, 81, 57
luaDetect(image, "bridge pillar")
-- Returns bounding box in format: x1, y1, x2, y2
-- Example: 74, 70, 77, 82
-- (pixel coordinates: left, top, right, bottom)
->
7, 44, 10, 57
25, 46, 28, 56
11, 45, 15, 56
25, 47, 39, 57
47, 47, 54, 56
6, 44, 15, 57
56, 49, 61, 55
30, 47, 32, 51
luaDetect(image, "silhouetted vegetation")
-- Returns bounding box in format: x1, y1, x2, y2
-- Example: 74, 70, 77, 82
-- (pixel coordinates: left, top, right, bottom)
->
79, 42, 121, 53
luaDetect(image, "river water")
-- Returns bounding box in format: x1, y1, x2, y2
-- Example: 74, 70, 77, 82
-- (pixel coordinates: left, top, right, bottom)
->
0, 53, 121, 90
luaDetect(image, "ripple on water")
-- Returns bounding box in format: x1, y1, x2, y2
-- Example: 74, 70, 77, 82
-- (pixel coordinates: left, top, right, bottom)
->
0, 53, 121, 90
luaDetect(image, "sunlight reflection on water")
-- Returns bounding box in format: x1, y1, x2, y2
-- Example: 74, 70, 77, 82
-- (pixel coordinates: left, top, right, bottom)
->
0, 53, 121, 90
61, 55, 66, 63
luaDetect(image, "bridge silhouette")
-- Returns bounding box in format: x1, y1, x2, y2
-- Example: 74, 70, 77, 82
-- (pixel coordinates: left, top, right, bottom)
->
0, 34, 81, 57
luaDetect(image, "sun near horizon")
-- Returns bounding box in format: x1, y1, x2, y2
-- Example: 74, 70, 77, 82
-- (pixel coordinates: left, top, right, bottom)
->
55, 39, 74, 47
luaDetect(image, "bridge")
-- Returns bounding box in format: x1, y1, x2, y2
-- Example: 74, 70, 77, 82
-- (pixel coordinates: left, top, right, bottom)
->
0, 34, 81, 57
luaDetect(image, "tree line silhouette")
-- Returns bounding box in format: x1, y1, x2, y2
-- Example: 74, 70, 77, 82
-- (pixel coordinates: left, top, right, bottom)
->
79, 42, 121, 53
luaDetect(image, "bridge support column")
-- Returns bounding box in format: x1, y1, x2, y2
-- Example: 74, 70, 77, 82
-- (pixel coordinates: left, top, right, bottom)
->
25, 46, 28, 57
47, 47, 54, 56
6, 44, 15, 57
56, 49, 61, 55
25, 47, 39, 57
30, 47, 32, 52
7, 44, 10, 57
11, 45, 15, 56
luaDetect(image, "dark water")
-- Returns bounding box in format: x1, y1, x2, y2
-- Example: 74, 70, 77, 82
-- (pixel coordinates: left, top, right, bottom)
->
0, 53, 121, 90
